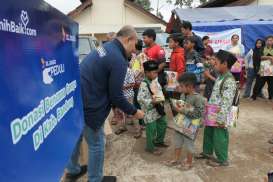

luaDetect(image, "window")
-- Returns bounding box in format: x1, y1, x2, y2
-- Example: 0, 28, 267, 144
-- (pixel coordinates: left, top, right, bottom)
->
79, 38, 91, 56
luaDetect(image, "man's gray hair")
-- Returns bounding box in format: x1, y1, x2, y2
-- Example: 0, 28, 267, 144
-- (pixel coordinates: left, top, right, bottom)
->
116, 25, 137, 38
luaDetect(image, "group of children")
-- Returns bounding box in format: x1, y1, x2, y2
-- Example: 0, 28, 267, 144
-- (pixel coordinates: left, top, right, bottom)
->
138, 49, 237, 169
110, 27, 239, 170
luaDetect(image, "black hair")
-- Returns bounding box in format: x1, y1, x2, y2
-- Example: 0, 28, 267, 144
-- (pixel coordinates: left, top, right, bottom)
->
135, 39, 143, 51
181, 21, 192, 31
231, 34, 239, 39
216, 50, 237, 69
266, 35, 273, 40
169, 34, 184, 47
253, 39, 265, 74
178, 72, 197, 86
184, 36, 195, 44
143, 60, 159, 72
142, 29, 156, 41
202, 36, 210, 41
254, 39, 265, 49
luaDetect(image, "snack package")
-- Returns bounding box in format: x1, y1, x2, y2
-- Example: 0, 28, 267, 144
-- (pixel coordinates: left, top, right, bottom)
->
173, 114, 200, 140
204, 104, 219, 127
226, 106, 239, 128
165, 71, 178, 91
171, 99, 185, 109
231, 57, 244, 73
150, 79, 165, 102
259, 60, 273, 77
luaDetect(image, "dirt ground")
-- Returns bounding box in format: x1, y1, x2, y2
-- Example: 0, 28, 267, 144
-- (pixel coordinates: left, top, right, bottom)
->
71, 98, 273, 182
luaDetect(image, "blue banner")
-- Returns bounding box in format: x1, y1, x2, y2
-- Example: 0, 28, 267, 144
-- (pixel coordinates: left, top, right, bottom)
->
0, 0, 83, 181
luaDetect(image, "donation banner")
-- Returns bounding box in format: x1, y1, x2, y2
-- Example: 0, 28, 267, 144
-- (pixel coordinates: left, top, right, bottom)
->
193, 28, 242, 51
0, 0, 84, 181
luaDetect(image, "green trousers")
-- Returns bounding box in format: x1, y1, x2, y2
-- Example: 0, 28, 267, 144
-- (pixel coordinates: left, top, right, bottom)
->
146, 116, 167, 151
203, 126, 229, 163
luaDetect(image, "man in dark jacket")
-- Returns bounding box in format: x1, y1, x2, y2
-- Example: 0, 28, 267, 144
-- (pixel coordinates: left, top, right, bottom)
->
181, 21, 204, 55
65, 25, 144, 182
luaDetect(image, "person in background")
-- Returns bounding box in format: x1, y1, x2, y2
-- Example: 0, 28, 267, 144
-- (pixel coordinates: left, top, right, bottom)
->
65, 25, 144, 182
114, 67, 136, 135
164, 73, 205, 170
130, 39, 146, 138
184, 37, 203, 91
202, 36, 214, 59
143, 29, 165, 61
252, 36, 273, 100
102, 32, 116, 44
143, 29, 166, 88
203, 54, 218, 100
225, 34, 245, 82
196, 50, 237, 167
181, 21, 204, 55
168, 33, 185, 77
106, 32, 116, 42
243, 39, 264, 98
137, 61, 168, 156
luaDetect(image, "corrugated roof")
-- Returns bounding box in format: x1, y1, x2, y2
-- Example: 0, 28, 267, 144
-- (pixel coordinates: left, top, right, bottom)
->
199, 0, 255, 8
174, 5, 273, 23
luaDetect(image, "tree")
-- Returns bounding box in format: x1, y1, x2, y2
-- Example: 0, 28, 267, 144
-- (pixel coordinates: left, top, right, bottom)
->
167, 0, 209, 8
135, 0, 153, 11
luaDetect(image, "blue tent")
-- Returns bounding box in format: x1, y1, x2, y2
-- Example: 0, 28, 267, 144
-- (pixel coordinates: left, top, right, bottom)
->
171, 5, 273, 52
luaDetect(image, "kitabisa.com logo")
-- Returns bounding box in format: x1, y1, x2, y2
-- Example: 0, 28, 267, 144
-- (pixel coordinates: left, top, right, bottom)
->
0, 10, 37, 36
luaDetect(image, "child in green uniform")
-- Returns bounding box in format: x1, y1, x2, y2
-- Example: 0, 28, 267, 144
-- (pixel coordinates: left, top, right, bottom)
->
197, 50, 237, 167
165, 73, 205, 170
137, 61, 168, 155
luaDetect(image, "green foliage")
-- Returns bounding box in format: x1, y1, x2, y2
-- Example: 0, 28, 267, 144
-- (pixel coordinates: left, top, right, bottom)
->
167, 0, 209, 8
135, 0, 153, 11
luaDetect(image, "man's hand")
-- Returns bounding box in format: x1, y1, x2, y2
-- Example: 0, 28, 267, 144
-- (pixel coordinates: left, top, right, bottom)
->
133, 109, 144, 119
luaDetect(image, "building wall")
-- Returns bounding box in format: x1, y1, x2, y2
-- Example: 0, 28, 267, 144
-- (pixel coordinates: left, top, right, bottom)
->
249, 0, 273, 5
72, 0, 165, 37
74, 7, 92, 34
90, 0, 124, 25
124, 5, 157, 24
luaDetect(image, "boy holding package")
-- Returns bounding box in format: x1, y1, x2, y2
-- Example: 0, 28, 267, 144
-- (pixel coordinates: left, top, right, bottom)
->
165, 73, 205, 170
137, 61, 168, 155
197, 50, 237, 167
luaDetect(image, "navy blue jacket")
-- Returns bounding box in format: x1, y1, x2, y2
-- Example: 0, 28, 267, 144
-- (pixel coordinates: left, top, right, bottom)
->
193, 33, 205, 54
80, 39, 137, 130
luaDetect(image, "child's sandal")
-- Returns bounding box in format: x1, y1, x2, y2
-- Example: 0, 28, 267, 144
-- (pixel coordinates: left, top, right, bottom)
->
207, 160, 229, 167
195, 152, 212, 160
114, 128, 127, 135
145, 148, 162, 156
133, 131, 142, 139
111, 120, 117, 125
268, 139, 273, 144
163, 160, 180, 167
177, 160, 192, 171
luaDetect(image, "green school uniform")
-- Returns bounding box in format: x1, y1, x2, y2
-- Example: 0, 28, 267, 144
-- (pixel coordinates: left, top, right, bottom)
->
137, 77, 167, 151
203, 72, 236, 163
